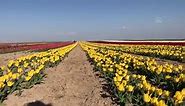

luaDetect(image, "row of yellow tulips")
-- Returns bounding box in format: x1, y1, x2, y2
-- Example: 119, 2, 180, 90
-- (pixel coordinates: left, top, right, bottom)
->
90, 42, 185, 62
0, 43, 77, 102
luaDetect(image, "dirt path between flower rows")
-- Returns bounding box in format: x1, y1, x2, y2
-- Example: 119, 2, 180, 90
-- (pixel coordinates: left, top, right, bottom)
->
4, 45, 115, 106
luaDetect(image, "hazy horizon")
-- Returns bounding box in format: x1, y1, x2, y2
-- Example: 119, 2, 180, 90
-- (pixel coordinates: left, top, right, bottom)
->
0, 0, 185, 42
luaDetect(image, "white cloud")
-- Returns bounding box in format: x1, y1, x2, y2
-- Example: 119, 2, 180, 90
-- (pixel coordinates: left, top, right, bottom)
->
155, 17, 163, 24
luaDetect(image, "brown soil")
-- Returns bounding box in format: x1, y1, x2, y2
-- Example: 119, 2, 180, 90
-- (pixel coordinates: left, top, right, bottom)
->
3, 45, 115, 106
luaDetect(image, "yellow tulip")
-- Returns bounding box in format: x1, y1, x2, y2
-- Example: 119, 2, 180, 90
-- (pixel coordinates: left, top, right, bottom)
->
24, 63, 29, 68
14, 61, 19, 67
181, 88, 185, 96
125, 75, 130, 81
175, 78, 180, 83
115, 81, 120, 87
165, 75, 171, 79
35, 69, 40, 74
0, 82, 5, 88
12, 74, 17, 79
102, 68, 106, 72
156, 100, 166, 106
156, 89, 163, 96
132, 74, 136, 78
18, 68, 23, 73
141, 76, 146, 81
118, 71, 122, 75
0, 77, 5, 82
151, 97, 158, 104
16, 73, 20, 78
122, 80, 127, 86
143, 93, 151, 103
137, 83, 143, 88
178, 65, 183, 70
164, 90, 170, 97
25, 76, 32, 81
118, 83, 125, 92
117, 76, 123, 82
151, 86, 156, 92
8, 60, 14, 67
7, 81, 14, 87
109, 68, 114, 72
137, 75, 141, 79
127, 85, 134, 92
8, 72, 13, 78
28, 70, 34, 77
0, 66, 5, 70
174, 91, 183, 101
166, 68, 172, 73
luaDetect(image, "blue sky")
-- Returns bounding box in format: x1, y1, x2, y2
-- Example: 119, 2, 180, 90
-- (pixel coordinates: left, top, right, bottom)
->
0, 0, 185, 42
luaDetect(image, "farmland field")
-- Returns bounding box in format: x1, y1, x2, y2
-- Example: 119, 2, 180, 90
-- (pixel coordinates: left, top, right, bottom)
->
0, 41, 184, 106
1, 0, 185, 106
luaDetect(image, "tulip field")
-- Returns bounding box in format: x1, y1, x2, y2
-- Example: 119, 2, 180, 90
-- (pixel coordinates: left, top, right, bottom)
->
80, 41, 185, 106
0, 42, 77, 102
0, 41, 185, 106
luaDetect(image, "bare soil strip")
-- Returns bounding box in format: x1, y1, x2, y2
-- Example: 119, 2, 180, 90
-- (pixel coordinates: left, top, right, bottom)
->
4, 45, 114, 106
